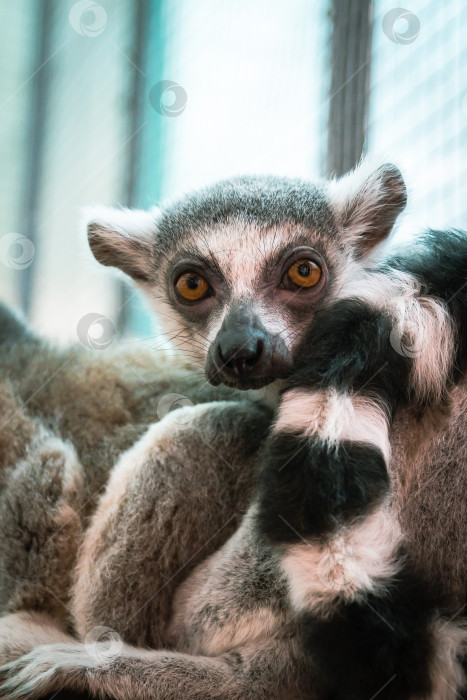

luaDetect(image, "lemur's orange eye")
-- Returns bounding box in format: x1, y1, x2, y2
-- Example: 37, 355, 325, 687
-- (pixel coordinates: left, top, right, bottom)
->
287, 259, 322, 288
176, 272, 209, 301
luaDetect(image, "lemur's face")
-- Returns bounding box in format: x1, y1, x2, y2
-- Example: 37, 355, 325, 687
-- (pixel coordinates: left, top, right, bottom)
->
87, 162, 406, 391
160, 221, 330, 390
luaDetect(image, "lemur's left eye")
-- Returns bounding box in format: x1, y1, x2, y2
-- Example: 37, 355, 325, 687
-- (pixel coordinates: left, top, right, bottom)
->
175, 272, 210, 301
287, 259, 322, 288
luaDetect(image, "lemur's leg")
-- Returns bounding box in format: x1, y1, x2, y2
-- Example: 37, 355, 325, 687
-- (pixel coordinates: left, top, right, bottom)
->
71, 400, 271, 648
257, 232, 467, 700
0, 635, 311, 700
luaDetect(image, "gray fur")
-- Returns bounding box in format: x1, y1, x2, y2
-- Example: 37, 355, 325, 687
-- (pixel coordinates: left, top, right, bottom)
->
70, 402, 271, 649
154, 175, 335, 252
392, 392, 467, 604
0, 430, 83, 623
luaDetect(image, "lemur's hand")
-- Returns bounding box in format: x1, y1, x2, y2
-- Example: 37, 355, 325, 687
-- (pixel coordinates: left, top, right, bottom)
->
0, 644, 84, 700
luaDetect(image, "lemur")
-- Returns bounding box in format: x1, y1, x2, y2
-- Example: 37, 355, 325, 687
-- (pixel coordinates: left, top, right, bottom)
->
0, 161, 466, 699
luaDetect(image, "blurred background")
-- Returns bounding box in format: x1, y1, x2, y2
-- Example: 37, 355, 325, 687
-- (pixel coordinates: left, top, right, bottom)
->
0, 0, 465, 346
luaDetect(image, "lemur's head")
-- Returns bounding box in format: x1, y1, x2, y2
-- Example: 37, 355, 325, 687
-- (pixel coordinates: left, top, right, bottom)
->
87, 161, 406, 391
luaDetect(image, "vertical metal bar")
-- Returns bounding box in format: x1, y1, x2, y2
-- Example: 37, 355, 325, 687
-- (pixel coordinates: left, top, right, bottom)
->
326, 0, 373, 177
20, 0, 53, 313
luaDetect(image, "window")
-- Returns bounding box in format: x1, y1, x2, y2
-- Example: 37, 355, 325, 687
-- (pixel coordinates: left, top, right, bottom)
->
368, 0, 467, 243
0, 0, 329, 343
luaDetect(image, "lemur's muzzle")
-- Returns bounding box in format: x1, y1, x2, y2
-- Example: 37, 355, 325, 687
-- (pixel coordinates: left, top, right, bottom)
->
205, 309, 292, 390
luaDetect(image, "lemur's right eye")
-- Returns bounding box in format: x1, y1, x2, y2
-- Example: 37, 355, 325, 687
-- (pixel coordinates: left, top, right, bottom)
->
175, 272, 210, 301
287, 259, 322, 288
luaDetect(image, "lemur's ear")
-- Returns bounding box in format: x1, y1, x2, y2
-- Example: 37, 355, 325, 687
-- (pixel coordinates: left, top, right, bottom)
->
327, 162, 407, 256
85, 206, 159, 282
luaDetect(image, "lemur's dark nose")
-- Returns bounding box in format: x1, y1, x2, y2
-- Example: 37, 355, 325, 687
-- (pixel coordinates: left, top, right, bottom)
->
210, 309, 272, 384
217, 331, 265, 376
206, 306, 292, 389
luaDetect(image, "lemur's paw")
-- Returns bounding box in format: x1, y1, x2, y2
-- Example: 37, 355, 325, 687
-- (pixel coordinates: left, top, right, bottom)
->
0, 643, 89, 699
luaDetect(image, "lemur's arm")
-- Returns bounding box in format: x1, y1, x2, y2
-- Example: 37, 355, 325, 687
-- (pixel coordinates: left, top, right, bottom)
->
0, 640, 309, 700
256, 229, 467, 700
